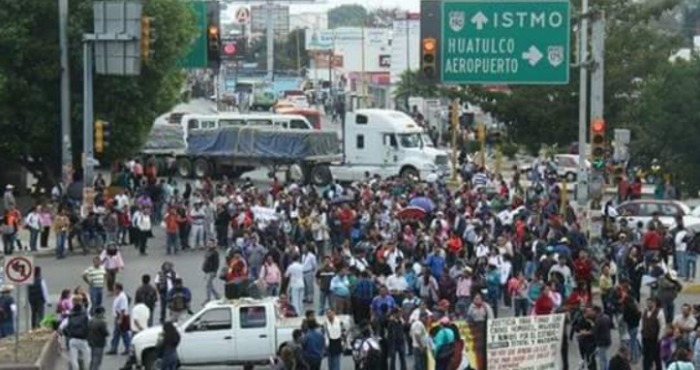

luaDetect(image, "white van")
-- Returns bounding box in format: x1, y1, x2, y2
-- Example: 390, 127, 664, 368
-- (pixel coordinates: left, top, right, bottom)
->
181, 113, 313, 132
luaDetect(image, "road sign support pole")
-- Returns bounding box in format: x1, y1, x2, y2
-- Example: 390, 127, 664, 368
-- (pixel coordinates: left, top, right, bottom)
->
265, 0, 274, 80
14, 287, 19, 362
576, 0, 589, 207
83, 39, 95, 188
59, 0, 73, 175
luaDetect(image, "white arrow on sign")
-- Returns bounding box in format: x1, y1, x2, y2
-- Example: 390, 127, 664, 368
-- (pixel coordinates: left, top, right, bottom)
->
521, 45, 543, 66
471, 12, 488, 30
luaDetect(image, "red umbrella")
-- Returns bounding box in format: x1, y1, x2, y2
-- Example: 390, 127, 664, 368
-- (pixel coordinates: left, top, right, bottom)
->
397, 206, 427, 221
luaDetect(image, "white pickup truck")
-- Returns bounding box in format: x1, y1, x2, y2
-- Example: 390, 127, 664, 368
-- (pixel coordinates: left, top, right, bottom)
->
131, 298, 354, 370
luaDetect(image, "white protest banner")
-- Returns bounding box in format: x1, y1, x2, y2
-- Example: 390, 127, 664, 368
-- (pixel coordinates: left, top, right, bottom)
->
251, 206, 279, 222
487, 313, 565, 370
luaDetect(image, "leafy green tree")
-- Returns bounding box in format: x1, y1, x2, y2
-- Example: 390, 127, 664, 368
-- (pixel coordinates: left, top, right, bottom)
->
327, 5, 368, 28
0, 0, 195, 185
393, 70, 442, 102
623, 58, 700, 193
464, 0, 682, 153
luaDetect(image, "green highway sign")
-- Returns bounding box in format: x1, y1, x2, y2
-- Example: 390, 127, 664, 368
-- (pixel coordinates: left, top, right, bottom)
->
179, 1, 208, 69
440, 0, 571, 84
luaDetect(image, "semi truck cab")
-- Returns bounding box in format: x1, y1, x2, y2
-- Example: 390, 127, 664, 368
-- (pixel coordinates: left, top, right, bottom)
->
330, 109, 450, 182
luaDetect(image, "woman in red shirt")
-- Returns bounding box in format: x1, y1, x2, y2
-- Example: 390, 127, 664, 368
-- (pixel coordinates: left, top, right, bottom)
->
533, 285, 555, 315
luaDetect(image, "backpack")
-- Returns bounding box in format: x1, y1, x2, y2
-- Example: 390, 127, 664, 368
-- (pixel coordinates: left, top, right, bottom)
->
359, 339, 382, 370
157, 271, 173, 293
66, 311, 89, 339
169, 290, 187, 312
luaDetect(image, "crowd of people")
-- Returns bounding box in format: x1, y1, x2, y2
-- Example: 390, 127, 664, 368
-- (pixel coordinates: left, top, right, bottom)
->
1, 154, 700, 370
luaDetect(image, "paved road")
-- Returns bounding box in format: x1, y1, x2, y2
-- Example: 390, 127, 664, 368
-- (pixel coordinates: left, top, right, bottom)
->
33, 225, 699, 370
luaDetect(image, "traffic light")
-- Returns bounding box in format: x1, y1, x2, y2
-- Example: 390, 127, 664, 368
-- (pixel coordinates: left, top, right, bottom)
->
422, 38, 437, 78
590, 118, 606, 169
140, 17, 155, 60
207, 1, 221, 68
221, 40, 237, 59
94, 120, 110, 154
208, 25, 220, 64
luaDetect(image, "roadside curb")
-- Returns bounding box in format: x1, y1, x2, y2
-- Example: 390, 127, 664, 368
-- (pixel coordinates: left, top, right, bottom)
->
0, 332, 60, 370
35, 332, 61, 370
682, 283, 700, 294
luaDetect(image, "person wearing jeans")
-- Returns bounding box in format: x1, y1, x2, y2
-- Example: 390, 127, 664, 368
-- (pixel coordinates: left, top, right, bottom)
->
82, 256, 106, 312
54, 209, 70, 258
107, 283, 131, 355
591, 305, 612, 370
675, 227, 689, 279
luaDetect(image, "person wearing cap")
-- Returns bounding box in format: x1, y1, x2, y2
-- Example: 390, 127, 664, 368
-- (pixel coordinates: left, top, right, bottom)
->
3, 184, 15, 211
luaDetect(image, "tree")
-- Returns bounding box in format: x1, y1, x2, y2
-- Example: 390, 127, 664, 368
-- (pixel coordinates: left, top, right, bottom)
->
327, 5, 367, 28
623, 57, 700, 193
464, 0, 682, 152
327, 5, 402, 28
0, 0, 196, 185
393, 70, 442, 104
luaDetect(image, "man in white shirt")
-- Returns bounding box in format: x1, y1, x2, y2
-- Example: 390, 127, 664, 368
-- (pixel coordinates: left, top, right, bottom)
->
107, 283, 130, 355
674, 227, 690, 279
119, 302, 151, 370
302, 246, 318, 305
384, 243, 404, 273
385, 267, 409, 297
285, 254, 305, 315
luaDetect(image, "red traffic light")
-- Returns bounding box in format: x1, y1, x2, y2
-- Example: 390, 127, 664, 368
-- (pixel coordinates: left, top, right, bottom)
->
591, 119, 605, 133
223, 42, 237, 56
423, 38, 436, 52
209, 26, 218, 36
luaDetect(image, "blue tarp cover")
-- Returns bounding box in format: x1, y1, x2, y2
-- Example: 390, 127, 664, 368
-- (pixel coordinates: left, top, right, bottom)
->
186, 127, 339, 159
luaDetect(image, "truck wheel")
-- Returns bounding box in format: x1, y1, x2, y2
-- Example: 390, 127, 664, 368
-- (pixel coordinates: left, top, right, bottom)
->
400, 166, 419, 181
142, 349, 157, 370
194, 158, 211, 178
310, 165, 332, 186
177, 158, 193, 178
243, 364, 255, 370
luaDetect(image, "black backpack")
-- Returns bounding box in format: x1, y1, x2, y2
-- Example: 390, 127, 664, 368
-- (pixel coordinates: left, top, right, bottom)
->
66, 311, 89, 339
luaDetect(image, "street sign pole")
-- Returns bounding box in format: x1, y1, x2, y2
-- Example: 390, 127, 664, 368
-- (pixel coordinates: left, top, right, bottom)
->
83, 40, 95, 187
59, 0, 73, 174
4, 256, 34, 363
576, 0, 589, 206
265, 0, 274, 80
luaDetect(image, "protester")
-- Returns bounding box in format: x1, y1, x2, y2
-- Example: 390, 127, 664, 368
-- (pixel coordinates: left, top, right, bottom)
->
87, 306, 109, 370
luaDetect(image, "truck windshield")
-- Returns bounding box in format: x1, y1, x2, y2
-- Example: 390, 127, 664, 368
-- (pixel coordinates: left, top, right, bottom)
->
398, 133, 424, 148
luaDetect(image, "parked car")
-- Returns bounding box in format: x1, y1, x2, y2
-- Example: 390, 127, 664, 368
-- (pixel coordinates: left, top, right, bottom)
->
616, 199, 700, 229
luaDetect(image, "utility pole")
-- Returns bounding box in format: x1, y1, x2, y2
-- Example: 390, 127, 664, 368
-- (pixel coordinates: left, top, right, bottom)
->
265, 0, 274, 80
83, 40, 95, 187
361, 23, 366, 107
576, 0, 590, 206
59, 0, 73, 174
